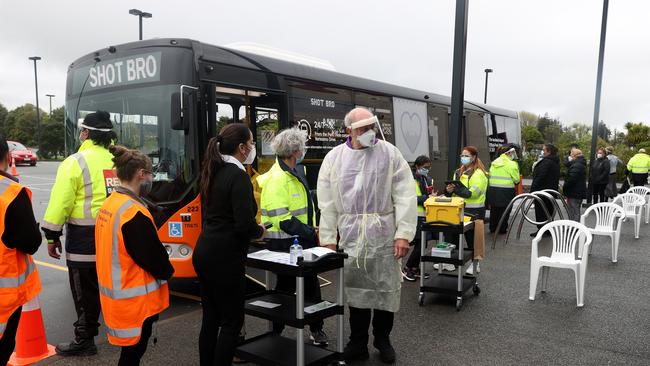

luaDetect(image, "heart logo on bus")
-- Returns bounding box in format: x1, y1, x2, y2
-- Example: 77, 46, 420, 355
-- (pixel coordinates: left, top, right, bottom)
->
400, 112, 422, 153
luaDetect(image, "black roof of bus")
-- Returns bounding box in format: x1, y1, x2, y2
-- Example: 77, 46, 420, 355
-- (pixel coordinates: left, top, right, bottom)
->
69, 38, 518, 119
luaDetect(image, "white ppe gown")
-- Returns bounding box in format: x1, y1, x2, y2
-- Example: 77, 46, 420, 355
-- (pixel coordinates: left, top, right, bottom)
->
317, 140, 417, 312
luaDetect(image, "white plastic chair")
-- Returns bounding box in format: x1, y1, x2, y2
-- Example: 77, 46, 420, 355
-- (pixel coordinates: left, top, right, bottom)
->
626, 186, 650, 224
580, 203, 624, 263
529, 220, 593, 307
613, 193, 645, 239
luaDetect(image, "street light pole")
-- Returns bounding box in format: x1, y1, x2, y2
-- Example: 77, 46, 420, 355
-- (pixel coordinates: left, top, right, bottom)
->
448, 0, 469, 179
589, 0, 609, 176
46, 94, 55, 116
28, 56, 42, 147
483, 68, 493, 104
129, 9, 153, 40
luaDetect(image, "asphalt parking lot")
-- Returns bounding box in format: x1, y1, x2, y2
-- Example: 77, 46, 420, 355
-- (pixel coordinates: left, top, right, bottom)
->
18, 161, 650, 365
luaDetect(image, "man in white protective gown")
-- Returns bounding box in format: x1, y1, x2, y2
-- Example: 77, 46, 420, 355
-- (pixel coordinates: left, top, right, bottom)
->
317, 107, 417, 364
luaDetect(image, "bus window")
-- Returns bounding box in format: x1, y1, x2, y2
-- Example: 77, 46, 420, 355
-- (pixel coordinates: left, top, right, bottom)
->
466, 112, 490, 166
428, 104, 449, 187
215, 103, 234, 133
256, 107, 279, 175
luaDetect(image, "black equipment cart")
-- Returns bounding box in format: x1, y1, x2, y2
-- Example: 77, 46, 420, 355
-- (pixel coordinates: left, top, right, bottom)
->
235, 249, 348, 366
418, 220, 481, 310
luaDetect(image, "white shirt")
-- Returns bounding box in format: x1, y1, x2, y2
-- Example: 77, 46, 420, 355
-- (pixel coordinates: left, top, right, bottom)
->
222, 155, 245, 171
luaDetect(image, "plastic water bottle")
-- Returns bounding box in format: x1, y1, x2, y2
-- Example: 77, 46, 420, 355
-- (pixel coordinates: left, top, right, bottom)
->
289, 237, 303, 265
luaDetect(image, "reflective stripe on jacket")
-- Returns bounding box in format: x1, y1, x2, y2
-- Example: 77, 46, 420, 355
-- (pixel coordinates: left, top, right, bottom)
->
627, 153, 650, 174
455, 169, 488, 209
43, 140, 115, 232
0, 177, 40, 340
257, 161, 312, 240
95, 192, 169, 346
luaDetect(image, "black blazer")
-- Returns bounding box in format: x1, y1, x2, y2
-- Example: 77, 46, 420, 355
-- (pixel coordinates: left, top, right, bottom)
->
563, 156, 587, 199
531, 155, 560, 192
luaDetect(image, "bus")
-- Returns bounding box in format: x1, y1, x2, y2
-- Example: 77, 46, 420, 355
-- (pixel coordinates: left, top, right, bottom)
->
65, 38, 520, 278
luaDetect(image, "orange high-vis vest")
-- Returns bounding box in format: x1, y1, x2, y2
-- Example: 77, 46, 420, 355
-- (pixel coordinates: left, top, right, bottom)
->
0, 176, 41, 340
95, 191, 169, 346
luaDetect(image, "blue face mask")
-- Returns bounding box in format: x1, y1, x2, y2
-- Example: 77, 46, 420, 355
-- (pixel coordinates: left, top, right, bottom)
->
296, 149, 306, 164
417, 168, 429, 176
460, 156, 472, 166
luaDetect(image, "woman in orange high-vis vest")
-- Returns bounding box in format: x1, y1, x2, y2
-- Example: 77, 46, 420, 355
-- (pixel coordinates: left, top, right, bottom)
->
95, 146, 174, 366
0, 137, 42, 365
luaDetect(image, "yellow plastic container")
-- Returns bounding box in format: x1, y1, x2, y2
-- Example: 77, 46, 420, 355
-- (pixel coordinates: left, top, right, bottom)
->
424, 196, 465, 224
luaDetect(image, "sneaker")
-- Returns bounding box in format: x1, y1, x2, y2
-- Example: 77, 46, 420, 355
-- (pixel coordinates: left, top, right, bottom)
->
309, 329, 329, 347
414, 269, 431, 280
343, 343, 369, 362
373, 338, 396, 364
55, 338, 97, 357
434, 263, 456, 271
466, 262, 480, 275
401, 268, 417, 282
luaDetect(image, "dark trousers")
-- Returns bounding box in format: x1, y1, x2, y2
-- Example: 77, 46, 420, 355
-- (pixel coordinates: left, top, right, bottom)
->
0, 306, 22, 365
197, 268, 246, 366
592, 183, 607, 203
118, 314, 157, 366
348, 306, 394, 347
535, 196, 556, 229
631, 173, 648, 187
274, 274, 323, 333
406, 216, 431, 269
489, 206, 511, 233
68, 266, 101, 340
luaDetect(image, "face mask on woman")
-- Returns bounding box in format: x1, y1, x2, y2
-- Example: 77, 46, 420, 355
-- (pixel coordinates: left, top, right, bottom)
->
296, 149, 306, 164
460, 156, 472, 166
597, 153, 603, 159
417, 167, 429, 176
243, 145, 256, 165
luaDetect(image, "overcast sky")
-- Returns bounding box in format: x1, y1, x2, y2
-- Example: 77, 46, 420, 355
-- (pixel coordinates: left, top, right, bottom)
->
1, 0, 648, 130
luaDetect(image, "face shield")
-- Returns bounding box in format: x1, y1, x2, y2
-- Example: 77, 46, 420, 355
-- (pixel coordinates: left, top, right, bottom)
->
350, 116, 386, 141
506, 147, 518, 161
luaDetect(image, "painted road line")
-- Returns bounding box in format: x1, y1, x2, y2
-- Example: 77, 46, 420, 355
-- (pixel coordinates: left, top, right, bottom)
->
19, 175, 56, 181
35, 260, 202, 302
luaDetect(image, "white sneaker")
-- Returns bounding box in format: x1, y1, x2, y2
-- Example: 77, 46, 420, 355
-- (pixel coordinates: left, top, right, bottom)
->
465, 262, 480, 275
434, 263, 456, 271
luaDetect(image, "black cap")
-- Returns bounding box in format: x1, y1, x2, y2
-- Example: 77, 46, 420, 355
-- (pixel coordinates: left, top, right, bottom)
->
82, 111, 113, 131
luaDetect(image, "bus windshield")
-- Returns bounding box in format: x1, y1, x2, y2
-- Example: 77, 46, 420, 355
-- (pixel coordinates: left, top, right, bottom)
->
65, 84, 189, 204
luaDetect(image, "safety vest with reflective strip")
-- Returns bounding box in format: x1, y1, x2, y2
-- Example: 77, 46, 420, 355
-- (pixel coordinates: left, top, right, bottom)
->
455, 169, 488, 209
0, 177, 41, 340
257, 161, 312, 240
95, 192, 169, 346
627, 153, 650, 174
43, 140, 114, 232
415, 180, 425, 217
488, 154, 520, 189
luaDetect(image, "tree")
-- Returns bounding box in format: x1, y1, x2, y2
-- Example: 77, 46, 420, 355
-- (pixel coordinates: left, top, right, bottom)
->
4, 104, 39, 147
0, 103, 7, 136
39, 107, 65, 159
624, 122, 650, 148
519, 111, 538, 127
597, 121, 611, 142
521, 125, 543, 151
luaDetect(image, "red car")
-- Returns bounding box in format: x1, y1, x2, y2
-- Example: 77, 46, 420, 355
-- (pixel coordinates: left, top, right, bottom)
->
8, 141, 37, 166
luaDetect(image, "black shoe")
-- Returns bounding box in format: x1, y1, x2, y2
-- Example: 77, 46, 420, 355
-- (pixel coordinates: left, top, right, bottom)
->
343, 343, 369, 363
55, 338, 97, 356
373, 338, 396, 364
309, 329, 329, 347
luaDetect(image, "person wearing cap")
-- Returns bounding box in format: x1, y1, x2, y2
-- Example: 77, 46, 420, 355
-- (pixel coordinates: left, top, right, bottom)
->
41, 111, 117, 356
487, 145, 520, 234
318, 107, 417, 364
627, 148, 650, 187
605, 146, 624, 198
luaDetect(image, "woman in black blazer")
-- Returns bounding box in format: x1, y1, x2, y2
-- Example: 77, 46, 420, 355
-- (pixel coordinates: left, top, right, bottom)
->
193, 123, 265, 366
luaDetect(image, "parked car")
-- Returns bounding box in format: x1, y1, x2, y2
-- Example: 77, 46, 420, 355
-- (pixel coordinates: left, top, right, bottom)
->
8, 141, 37, 166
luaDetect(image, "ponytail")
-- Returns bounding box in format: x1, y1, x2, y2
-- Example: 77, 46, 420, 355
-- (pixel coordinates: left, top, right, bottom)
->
200, 123, 252, 205
200, 136, 224, 205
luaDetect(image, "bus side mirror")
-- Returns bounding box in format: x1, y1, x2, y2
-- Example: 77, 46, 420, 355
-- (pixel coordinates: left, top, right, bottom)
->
170, 91, 196, 131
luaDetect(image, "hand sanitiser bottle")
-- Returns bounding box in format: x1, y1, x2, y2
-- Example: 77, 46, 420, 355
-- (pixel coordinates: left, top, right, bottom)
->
289, 237, 303, 265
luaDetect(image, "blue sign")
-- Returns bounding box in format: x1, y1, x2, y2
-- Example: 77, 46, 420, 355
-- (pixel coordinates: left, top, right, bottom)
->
168, 222, 183, 238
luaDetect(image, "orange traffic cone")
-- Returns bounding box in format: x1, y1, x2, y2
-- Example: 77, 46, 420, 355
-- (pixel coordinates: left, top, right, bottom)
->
8, 297, 56, 366
10, 157, 18, 177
